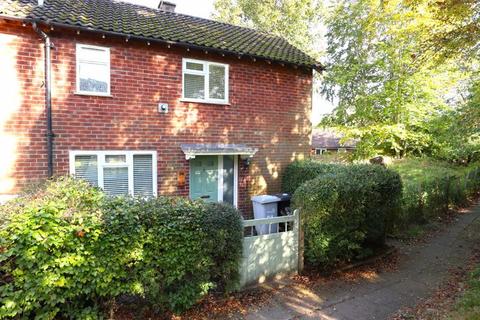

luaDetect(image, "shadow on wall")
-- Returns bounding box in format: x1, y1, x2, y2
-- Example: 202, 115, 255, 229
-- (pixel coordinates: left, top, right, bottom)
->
1, 21, 312, 204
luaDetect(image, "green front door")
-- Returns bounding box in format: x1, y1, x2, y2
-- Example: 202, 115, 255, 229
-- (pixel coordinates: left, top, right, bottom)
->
189, 156, 218, 203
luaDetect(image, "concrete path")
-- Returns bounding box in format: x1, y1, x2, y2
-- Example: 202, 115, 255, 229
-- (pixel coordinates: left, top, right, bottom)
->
243, 202, 480, 320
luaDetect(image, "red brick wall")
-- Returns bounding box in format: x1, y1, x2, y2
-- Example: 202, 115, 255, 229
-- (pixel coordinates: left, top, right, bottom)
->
0, 20, 312, 215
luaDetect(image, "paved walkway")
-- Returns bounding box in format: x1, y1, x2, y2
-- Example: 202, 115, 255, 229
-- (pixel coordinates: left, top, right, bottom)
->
243, 202, 480, 320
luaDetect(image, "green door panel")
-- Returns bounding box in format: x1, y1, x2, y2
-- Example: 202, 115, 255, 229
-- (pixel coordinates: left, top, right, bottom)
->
189, 156, 218, 203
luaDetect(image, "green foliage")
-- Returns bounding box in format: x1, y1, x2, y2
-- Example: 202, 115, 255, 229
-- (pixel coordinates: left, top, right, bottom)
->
0, 177, 122, 319
292, 163, 402, 268
281, 160, 341, 194
0, 177, 243, 318
201, 203, 243, 293
406, 0, 480, 64
321, 0, 470, 159
390, 159, 480, 230
431, 79, 480, 164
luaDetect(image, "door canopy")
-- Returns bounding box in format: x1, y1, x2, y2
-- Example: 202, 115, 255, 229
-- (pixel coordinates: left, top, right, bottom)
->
181, 143, 258, 160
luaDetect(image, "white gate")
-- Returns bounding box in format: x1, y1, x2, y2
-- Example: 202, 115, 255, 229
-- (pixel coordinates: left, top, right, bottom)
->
239, 209, 300, 288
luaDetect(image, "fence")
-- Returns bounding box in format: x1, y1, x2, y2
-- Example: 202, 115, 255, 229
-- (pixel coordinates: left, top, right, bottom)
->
239, 209, 301, 288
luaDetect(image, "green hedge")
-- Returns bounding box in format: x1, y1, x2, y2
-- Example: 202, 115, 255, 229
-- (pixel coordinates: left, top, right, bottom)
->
292, 164, 402, 268
0, 177, 243, 319
201, 203, 244, 293
394, 164, 480, 229
282, 160, 341, 194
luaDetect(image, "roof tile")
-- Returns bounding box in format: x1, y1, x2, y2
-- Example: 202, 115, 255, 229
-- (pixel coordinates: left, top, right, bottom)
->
0, 0, 321, 69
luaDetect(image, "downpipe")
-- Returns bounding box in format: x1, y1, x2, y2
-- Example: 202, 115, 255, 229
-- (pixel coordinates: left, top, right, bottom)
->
32, 22, 54, 178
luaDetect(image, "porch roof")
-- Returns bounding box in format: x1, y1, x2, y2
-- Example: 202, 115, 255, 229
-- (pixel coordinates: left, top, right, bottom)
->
181, 143, 258, 160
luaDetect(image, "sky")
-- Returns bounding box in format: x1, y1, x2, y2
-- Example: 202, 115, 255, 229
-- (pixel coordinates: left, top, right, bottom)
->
125, 0, 329, 125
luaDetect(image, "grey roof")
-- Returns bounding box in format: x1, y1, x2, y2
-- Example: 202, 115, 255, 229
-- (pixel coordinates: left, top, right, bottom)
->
181, 143, 258, 159
0, 0, 323, 70
312, 129, 357, 149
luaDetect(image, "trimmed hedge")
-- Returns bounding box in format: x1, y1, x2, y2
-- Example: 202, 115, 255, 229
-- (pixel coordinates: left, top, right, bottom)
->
201, 203, 244, 293
0, 177, 243, 319
282, 160, 341, 194
292, 164, 402, 268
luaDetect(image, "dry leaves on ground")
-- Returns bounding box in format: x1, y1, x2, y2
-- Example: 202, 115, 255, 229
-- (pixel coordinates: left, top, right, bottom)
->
390, 249, 480, 320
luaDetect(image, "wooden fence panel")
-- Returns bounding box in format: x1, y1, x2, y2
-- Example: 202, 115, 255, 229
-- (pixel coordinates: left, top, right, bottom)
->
239, 209, 299, 288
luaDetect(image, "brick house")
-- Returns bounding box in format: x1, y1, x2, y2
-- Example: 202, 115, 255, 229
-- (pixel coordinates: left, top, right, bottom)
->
0, 0, 322, 215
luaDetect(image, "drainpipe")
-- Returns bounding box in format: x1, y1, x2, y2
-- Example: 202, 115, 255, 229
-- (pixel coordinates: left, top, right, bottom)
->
32, 22, 54, 178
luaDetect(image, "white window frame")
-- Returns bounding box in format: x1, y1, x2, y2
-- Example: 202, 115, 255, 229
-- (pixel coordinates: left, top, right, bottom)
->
69, 150, 157, 196
76, 44, 111, 96
181, 58, 229, 105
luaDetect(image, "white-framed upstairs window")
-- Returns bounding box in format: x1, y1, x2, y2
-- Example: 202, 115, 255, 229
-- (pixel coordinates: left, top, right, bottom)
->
76, 44, 111, 96
182, 58, 229, 104
69, 150, 157, 197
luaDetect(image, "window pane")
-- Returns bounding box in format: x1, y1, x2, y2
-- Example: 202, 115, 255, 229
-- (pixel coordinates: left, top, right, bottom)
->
133, 154, 153, 197
79, 62, 109, 93
103, 167, 129, 196
186, 61, 204, 71
105, 155, 126, 164
74, 155, 98, 186
223, 155, 234, 205
184, 73, 205, 99
79, 47, 108, 63
209, 65, 226, 100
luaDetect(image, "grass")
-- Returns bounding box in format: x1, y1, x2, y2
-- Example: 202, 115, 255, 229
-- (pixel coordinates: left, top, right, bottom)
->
450, 267, 480, 320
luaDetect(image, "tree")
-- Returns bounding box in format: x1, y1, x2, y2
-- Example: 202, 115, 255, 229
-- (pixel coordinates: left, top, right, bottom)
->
212, 0, 323, 58
431, 76, 480, 164
321, 0, 469, 158
407, 0, 480, 63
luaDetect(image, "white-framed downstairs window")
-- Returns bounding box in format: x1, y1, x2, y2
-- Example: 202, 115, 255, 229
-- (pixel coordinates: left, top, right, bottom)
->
182, 58, 229, 104
69, 150, 157, 197
76, 44, 110, 96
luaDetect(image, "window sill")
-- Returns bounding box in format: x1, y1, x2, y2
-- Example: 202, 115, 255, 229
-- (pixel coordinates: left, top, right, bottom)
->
180, 98, 230, 106
74, 91, 113, 98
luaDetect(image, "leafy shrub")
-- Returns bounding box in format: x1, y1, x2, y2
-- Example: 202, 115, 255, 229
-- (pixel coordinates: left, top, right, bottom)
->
201, 203, 243, 293
130, 196, 214, 313
292, 164, 402, 268
0, 177, 132, 319
0, 177, 243, 318
346, 165, 403, 245
390, 159, 480, 230
282, 160, 341, 194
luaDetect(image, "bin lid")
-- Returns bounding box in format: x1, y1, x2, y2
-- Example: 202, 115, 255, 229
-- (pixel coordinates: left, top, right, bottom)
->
251, 195, 281, 204
273, 193, 292, 201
